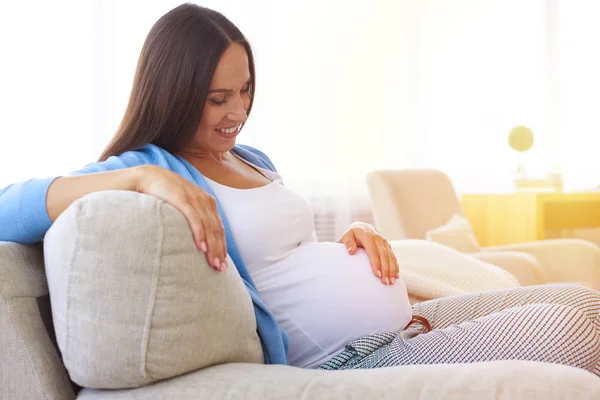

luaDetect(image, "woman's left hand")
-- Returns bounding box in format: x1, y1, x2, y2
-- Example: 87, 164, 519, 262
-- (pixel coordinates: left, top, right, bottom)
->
337, 222, 399, 285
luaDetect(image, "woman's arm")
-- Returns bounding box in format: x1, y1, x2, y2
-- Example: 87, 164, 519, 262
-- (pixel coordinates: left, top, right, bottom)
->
0, 160, 229, 271
46, 168, 140, 222
0, 170, 141, 244
0, 152, 147, 244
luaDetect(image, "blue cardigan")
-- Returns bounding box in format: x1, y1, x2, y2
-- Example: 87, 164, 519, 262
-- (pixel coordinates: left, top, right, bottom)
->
0, 143, 290, 365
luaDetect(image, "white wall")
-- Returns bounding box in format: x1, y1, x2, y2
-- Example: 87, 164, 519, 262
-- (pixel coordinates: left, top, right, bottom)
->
0, 0, 94, 186
1, 0, 599, 193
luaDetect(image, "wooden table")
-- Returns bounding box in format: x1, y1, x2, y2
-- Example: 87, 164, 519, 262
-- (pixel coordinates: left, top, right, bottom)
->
461, 192, 600, 247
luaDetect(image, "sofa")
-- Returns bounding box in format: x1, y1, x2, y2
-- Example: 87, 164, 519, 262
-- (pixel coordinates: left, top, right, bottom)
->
2, 190, 600, 399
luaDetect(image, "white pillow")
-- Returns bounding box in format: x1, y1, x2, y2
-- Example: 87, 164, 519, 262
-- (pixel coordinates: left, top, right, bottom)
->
44, 191, 264, 389
425, 213, 481, 253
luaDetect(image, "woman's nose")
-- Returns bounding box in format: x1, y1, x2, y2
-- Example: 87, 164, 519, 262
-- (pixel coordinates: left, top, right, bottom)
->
228, 95, 248, 122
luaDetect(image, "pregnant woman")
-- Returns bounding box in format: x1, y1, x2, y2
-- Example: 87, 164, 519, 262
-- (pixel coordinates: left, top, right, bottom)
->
1, 4, 599, 374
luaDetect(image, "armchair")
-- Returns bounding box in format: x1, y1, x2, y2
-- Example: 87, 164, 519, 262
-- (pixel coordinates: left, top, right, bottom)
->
366, 169, 600, 291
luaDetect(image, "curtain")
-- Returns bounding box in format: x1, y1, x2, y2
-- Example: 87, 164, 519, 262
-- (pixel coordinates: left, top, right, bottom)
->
243, 0, 550, 240
1, 1, 597, 242
557, 0, 600, 191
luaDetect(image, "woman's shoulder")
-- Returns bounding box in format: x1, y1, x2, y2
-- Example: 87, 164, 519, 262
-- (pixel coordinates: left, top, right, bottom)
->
233, 144, 277, 172
115, 144, 162, 165
96, 143, 277, 173
104, 143, 180, 168
69, 144, 172, 176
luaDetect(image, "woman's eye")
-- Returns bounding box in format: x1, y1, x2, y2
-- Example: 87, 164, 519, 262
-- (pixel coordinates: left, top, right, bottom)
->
209, 98, 227, 106
241, 86, 251, 94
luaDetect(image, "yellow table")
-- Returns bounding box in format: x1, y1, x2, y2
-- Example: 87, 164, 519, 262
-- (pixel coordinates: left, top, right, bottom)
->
461, 192, 600, 247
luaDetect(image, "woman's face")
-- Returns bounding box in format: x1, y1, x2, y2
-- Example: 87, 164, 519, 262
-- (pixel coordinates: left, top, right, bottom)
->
192, 43, 251, 153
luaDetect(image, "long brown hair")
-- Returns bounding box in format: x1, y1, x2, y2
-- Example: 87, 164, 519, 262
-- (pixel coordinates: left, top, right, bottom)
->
98, 3, 256, 162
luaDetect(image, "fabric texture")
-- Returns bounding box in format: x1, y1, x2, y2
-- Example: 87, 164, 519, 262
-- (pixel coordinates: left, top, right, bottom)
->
470, 251, 545, 286
319, 284, 600, 377
388, 239, 519, 304
77, 361, 600, 400
0, 242, 75, 400
0, 143, 289, 366
485, 240, 600, 291
425, 213, 481, 253
43, 190, 265, 389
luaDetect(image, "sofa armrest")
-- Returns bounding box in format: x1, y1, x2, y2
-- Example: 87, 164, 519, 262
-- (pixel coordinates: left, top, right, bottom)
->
0, 242, 75, 400
44, 190, 264, 389
470, 251, 545, 286
484, 239, 600, 291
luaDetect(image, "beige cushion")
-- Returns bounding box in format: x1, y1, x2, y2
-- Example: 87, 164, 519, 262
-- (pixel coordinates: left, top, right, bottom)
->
425, 213, 481, 253
471, 251, 544, 286
78, 361, 600, 400
43, 190, 264, 389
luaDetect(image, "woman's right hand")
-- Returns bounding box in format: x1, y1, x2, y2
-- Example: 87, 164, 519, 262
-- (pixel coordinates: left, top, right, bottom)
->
134, 165, 227, 271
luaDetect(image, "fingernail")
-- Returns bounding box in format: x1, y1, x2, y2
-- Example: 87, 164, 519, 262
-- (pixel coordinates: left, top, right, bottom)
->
200, 241, 208, 252
213, 257, 220, 268
221, 262, 227, 270
376, 270, 382, 278
347, 247, 352, 253
396, 272, 400, 279
391, 277, 395, 284
385, 277, 390, 285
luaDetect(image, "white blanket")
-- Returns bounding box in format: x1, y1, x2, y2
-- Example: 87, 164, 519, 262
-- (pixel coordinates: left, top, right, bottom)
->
389, 240, 520, 304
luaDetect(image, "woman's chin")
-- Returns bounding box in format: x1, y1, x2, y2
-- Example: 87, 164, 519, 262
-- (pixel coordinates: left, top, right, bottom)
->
211, 136, 237, 151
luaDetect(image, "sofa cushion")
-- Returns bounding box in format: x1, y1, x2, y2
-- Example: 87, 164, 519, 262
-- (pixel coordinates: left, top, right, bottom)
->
0, 242, 75, 400
43, 190, 264, 389
77, 360, 600, 400
425, 213, 481, 253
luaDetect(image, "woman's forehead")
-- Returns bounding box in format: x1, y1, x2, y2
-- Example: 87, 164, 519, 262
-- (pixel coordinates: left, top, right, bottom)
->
210, 43, 250, 88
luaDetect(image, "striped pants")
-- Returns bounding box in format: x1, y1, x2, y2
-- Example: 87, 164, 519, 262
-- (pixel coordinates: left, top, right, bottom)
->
319, 284, 600, 376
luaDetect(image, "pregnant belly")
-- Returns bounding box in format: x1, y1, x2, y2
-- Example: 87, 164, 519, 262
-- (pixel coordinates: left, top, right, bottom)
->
252, 242, 413, 368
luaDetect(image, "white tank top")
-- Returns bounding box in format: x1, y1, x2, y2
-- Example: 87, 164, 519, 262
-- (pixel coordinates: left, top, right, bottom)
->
205, 157, 412, 368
